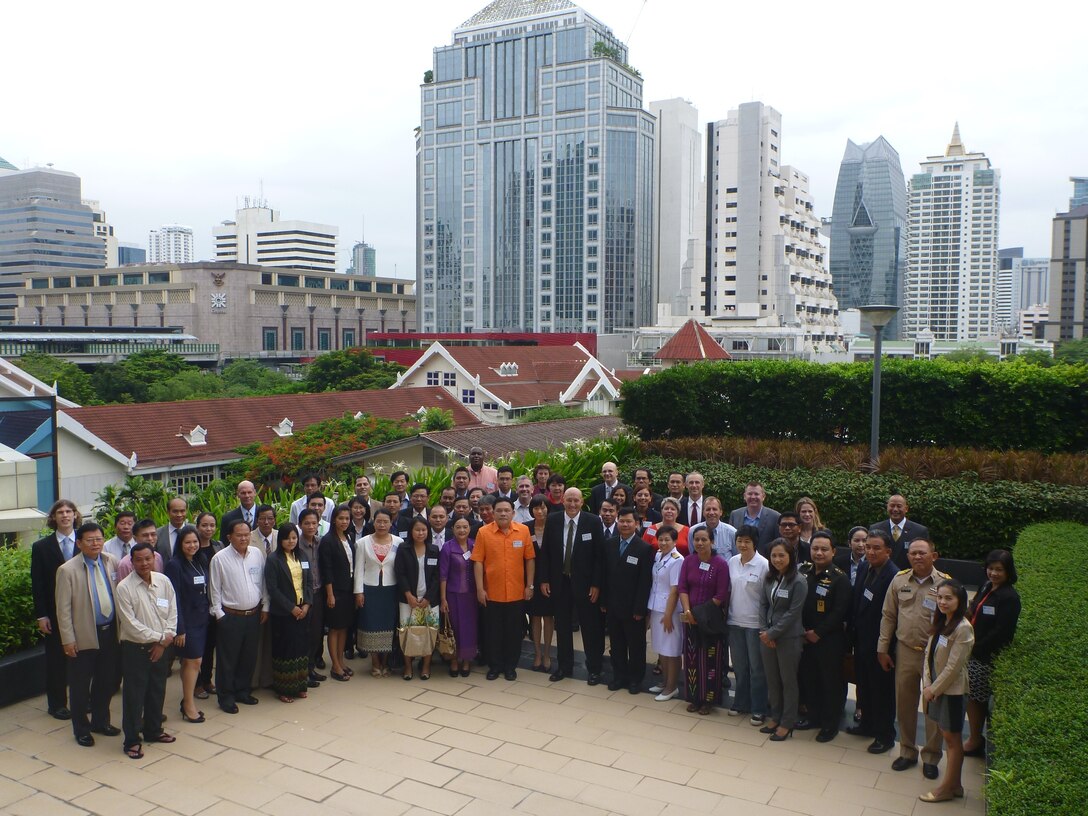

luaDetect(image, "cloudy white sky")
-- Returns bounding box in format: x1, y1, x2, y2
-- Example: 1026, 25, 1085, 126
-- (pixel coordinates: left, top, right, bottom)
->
2, 0, 1084, 278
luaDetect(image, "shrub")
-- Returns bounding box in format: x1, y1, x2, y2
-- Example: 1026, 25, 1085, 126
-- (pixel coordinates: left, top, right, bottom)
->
0, 548, 40, 658
988, 522, 1088, 815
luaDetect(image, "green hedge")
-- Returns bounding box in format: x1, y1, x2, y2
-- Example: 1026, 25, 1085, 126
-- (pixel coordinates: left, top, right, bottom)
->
0, 548, 40, 658
637, 456, 1088, 560
620, 359, 1088, 453
988, 523, 1088, 815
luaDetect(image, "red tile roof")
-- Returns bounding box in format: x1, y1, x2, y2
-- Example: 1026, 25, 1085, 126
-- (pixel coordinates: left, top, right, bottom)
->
63, 387, 481, 469
654, 319, 732, 362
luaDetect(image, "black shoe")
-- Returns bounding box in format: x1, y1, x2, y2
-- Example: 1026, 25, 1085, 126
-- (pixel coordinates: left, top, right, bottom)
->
815, 728, 838, 743
344, 650, 355, 661
504, 671, 517, 681
359, 650, 369, 658
923, 763, 939, 780
846, 725, 872, 737
759, 724, 777, 734
853, 710, 863, 722
793, 718, 814, 731
891, 757, 918, 772
628, 685, 640, 695
76, 734, 95, 747
963, 745, 985, 758
309, 671, 327, 682
587, 673, 601, 686
307, 679, 320, 688
768, 728, 794, 741
219, 703, 239, 714
237, 695, 259, 705
91, 724, 121, 737
549, 670, 566, 682
50, 707, 72, 721
486, 670, 500, 681
868, 740, 895, 754
607, 681, 624, 692
315, 657, 326, 669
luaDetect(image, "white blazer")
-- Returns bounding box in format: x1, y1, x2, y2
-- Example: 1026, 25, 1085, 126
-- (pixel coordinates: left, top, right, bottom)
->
353, 534, 401, 593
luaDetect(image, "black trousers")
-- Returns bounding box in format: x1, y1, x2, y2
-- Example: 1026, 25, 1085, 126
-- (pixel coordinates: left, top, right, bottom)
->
67, 622, 118, 739
855, 643, 897, 744
485, 600, 524, 673
215, 612, 260, 706
554, 579, 604, 675
198, 614, 216, 687
606, 612, 647, 687
43, 622, 68, 712
800, 632, 847, 730
309, 593, 325, 672
120, 641, 171, 746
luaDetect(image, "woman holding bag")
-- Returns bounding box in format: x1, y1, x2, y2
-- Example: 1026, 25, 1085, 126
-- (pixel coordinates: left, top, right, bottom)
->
394, 518, 440, 680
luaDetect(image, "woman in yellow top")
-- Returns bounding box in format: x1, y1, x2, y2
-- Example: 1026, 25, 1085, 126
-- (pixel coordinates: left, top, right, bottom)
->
919, 579, 975, 803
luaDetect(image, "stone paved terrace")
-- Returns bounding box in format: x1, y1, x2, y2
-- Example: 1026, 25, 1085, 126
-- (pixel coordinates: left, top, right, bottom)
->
0, 652, 987, 816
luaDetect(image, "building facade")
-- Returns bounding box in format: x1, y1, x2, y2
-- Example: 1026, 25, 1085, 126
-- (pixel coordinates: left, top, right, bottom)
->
351, 241, 377, 277
828, 137, 908, 339
148, 224, 195, 264
117, 243, 147, 265
704, 102, 839, 347
1045, 193, 1088, 342
997, 247, 1050, 335
214, 205, 338, 273
0, 167, 105, 323
417, 0, 655, 334
1070, 177, 1088, 209
905, 125, 1000, 341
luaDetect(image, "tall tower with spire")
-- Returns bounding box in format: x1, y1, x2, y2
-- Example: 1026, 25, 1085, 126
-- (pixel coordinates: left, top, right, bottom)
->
904, 124, 1001, 341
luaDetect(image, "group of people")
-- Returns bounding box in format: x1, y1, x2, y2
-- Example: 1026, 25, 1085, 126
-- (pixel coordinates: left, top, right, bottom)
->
30, 453, 1021, 803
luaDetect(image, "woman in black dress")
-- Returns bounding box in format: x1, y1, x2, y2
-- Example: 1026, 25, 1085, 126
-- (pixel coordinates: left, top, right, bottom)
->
393, 518, 440, 680
318, 504, 355, 681
164, 525, 208, 723
193, 512, 221, 698
265, 523, 313, 702
527, 495, 554, 672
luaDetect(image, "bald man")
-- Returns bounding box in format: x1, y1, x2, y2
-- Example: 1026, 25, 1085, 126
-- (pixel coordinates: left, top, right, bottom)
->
588, 462, 630, 514
219, 481, 258, 542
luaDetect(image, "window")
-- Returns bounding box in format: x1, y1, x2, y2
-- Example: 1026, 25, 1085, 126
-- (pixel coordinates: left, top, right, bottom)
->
74, 275, 93, 287
148, 272, 170, 284
263, 328, 278, 351
342, 329, 356, 348
31, 278, 48, 289
317, 328, 331, 350
53, 276, 71, 288
482, 402, 499, 411
426, 372, 440, 385
98, 274, 118, 286
305, 277, 325, 289
291, 328, 305, 351
278, 274, 299, 287
261, 272, 273, 285
443, 372, 456, 387
461, 389, 476, 405
329, 278, 348, 291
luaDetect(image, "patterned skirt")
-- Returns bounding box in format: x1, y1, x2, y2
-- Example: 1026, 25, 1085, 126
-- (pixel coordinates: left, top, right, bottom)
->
358, 584, 397, 654
967, 658, 994, 703
683, 624, 724, 705
270, 612, 310, 697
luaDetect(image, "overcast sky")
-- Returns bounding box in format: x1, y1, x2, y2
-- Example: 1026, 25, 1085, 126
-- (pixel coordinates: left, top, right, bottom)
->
2, 0, 1083, 278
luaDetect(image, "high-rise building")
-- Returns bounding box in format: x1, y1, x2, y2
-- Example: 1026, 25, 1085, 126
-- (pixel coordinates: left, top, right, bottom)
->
996, 247, 1050, 334
84, 200, 118, 267
148, 224, 195, 264
1070, 177, 1088, 209
417, 0, 655, 333
828, 137, 907, 339
351, 241, 377, 277
1045, 180, 1088, 342
214, 205, 337, 273
649, 98, 703, 321
704, 102, 839, 346
905, 125, 1000, 341
117, 243, 147, 265
0, 166, 105, 323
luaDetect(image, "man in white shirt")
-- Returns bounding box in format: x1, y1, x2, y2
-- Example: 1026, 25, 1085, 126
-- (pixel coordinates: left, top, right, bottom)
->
289, 474, 334, 524
209, 520, 269, 714
220, 480, 258, 542
679, 472, 706, 529
688, 497, 738, 558
116, 543, 178, 756
513, 476, 535, 525
104, 512, 137, 562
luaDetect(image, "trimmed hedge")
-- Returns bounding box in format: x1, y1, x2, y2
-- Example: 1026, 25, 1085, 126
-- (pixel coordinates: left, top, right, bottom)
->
620, 359, 1088, 453
637, 456, 1088, 561
0, 548, 39, 658
988, 523, 1088, 815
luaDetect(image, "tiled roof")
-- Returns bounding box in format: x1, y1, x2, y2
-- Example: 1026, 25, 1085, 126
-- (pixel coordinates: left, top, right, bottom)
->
654, 319, 732, 362
63, 387, 481, 469
460, 0, 574, 28
446, 345, 590, 380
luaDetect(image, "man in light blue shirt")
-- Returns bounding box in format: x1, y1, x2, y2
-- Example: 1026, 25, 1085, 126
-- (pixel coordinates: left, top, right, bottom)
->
689, 497, 738, 559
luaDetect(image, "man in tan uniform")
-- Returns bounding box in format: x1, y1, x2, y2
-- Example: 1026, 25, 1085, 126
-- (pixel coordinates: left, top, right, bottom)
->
877, 538, 949, 780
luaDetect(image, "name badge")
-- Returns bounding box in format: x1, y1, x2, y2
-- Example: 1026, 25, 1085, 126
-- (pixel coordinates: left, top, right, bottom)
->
699, 562, 711, 572
110, 573, 118, 582
486, 482, 495, 490
249, 567, 260, 578
776, 589, 790, 599
463, 550, 472, 561
426, 558, 438, 566
922, 597, 937, 611
512, 540, 523, 548
982, 605, 996, 616
642, 521, 651, 528
816, 600, 825, 613
582, 533, 592, 541
626, 555, 639, 566
155, 597, 169, 609
816, 585, 828, 597
193, 575, 206, 586
301, 561, 310, 569
863, 588, 874, 601
937, 635, 948, 648
747, 573, 760, 583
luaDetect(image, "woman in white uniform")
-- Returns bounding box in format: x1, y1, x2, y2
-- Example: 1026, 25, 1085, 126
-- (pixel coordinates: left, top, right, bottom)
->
647, 526, 684, 702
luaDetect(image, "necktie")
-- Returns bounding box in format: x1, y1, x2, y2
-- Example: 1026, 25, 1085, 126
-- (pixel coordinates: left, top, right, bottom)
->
244, 509, 252, 526
564, 520, 575, 576
605, 485, 612, 500
62, 536, 74, 559
123, 541, 130, 558
690, 502, 698, 527
619, 538, 628, 557
264, 537, 272, 555
93, 561, 113, 619
892, 525, 901, 543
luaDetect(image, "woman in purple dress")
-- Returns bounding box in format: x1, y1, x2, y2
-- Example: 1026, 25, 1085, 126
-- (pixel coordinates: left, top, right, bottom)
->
678, 527, 731, 714
439, 517, 478, 677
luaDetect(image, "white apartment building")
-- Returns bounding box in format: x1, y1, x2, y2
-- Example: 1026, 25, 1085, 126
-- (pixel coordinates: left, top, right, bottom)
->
214, 205, 337, 273
705, 102, 839, 347
148, 224, 195, 264
905, 125, 1000, 341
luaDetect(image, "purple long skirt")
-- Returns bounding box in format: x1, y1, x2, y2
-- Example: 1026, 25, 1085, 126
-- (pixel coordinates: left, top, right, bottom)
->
447, 590, 479, 662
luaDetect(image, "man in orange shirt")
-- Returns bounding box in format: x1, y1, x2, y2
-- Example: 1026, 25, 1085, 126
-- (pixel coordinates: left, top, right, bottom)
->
472, 497, 534, 681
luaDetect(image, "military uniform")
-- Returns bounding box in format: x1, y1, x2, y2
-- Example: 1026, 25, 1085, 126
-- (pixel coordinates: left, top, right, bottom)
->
798, 562, 851, 735
878, 567, 950, 765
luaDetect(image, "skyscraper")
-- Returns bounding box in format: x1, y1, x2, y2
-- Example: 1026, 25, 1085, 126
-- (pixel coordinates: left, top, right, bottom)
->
1045, 179, 1088, 341
1070, 177, 1088, 209
704, 102, 839, 346
905, 125, 1000, 341
148, 224, 195, 264
417, 0, 655, 333
117, 243, 147, 265
0, 166, 105, 323
828, 137, 907, 339
351, 241, 376, 277
214, 205, 337, 273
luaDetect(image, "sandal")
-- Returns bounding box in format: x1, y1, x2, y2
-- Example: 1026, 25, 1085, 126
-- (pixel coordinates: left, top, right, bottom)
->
381, 668, 391, 677
686, 702, 699, 713
296, 691, 308, 699
698, 705, 712, 716
278, 695, 294, 704
343, 667, 354, 676
330, 671, 350, 682
149, 733, 176, 743
371, 668, 383, 678
124, 743, 144, 759
194, 688, 209, 700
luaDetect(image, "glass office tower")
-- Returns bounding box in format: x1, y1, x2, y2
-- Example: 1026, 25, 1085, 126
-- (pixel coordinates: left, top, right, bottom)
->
828, 137, 907, 339
417, 0, 655, 333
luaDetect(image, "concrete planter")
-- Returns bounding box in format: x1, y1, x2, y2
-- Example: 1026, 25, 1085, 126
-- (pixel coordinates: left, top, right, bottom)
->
0, 643, 45, 707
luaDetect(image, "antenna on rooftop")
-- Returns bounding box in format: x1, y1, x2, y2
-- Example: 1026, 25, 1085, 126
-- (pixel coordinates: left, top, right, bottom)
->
626, 0, 648, 44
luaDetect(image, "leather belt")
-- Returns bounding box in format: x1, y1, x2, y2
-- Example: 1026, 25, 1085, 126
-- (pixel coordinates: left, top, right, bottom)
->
223, 605, 261, 617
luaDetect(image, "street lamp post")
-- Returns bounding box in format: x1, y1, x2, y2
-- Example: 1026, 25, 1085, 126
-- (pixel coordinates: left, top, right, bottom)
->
858, 305, 900, 468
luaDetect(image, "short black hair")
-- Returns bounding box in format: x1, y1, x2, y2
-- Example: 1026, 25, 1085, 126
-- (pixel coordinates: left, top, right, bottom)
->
115, 510, 136, 523
492, 496, 515, 510
616, 506, 636, 520
497, 465, 514, 476
255, 504, 275, 519
298, 508, 319, 524
133, 518, 156, 535
76, 522, 104, 541
130, 542, 155, 558
391, 470, 409, 483
410, 483, 430, 495
224, 518, 251, 537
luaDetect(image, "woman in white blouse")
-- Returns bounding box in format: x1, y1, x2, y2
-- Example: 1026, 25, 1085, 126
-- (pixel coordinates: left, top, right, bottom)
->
647, 526, 684, 702
353, 509, 401, 677
727, 525, 770, 724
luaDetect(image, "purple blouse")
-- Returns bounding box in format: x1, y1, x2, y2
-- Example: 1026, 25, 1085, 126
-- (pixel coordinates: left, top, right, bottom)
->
439, 538, 476, 594
678, 553, 731, 608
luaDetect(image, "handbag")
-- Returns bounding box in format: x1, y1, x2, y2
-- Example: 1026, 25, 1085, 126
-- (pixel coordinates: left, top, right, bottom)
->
436, 614, 457, 659
397, 607, 439, 658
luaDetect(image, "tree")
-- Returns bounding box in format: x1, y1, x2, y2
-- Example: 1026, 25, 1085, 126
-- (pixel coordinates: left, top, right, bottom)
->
93, 349, 195, 403
941, 346, 994, 363
517, 405, 590, 424
147, 370, 226, 402
1009, 349, 1055, 367
220, 359, 298, 396
1056, 337, 1088, 364
419, 407, 454, 431
301, 348, 404, 393
15, 352, 98, 404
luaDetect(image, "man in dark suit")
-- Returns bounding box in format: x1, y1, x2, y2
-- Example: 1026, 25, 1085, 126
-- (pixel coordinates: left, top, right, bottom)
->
870, 495, 930, 570
31, 499, 81, 720
220, 480, 258, 542
491, 466, 516, 501
678, 471, 706, 528
397, 483, 431, 534
777, 512, 810, 564
587, 462, 630, 514
156, 497, 189, 562
846, 528, 899, 754
728, 482, 781, 556
602, 508, 653, 693
598, 499, 618, 540
539, 487, 607, 685
631, 468, 664, 513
